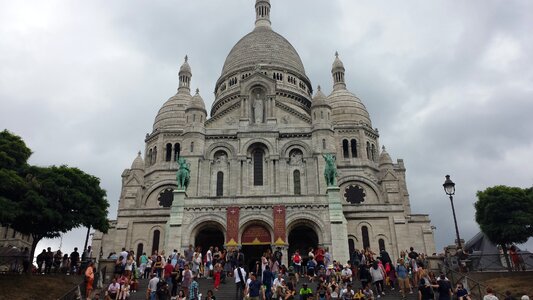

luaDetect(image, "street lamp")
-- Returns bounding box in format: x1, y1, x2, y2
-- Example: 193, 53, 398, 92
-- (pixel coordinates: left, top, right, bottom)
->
443, 175, 462, 249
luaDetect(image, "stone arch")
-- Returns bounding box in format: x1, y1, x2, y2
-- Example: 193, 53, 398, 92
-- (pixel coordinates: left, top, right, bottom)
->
286, 213, 326, 245
375, 234, 389, 251
132, 238, 148, 256
239, 212, 274, 235
205, 141, 237, 159
280, 141, 313, 159
239, 219, 274, 244
189, 220, 226, 254
143, 180, 178, 206
241, 139, 275, 156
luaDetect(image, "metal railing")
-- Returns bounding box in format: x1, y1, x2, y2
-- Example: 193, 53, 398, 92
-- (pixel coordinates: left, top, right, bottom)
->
441, 263, 506, 300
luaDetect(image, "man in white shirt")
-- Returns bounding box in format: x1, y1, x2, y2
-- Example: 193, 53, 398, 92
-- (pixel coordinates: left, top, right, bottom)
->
147, 273, 160, 300
107, 278, 120, 299
120, 247, 129, 266
206, 246, 213, 278
234, 264, 247, 300
273, 273, 284, 290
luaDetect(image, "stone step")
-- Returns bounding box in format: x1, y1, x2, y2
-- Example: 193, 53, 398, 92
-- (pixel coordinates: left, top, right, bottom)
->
127, 276, 419, 300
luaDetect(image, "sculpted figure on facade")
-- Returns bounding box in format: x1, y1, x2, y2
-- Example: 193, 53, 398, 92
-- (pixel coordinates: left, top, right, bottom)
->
176, 157, 191, 190
253, 93, 264, 123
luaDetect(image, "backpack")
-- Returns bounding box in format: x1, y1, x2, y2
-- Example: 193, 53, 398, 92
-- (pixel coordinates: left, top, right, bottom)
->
293, 254, 301, 263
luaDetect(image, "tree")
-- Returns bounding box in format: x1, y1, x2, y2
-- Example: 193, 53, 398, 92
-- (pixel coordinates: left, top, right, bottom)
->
475, 185, 533, 271
0, 130, 32, 222
0, 130, 110, 269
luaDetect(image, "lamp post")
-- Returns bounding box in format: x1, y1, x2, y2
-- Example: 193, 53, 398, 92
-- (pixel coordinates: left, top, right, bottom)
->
443, 175, 462, 249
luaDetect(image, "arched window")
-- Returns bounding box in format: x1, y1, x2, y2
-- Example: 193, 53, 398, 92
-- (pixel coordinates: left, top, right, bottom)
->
190, 142, 194, 153
193, 114, 196, 122
371, 144, 376, 161
136, 243, 144, 263
253, 149, 264, 186
348, 238, 356, 255
152, 146, 157, 165
366, 142, 371, 159
362, 226, 370, 250
322, 139, 326, 150
165, 143, 172, 162
320, 111, 324, 119
216, 171, 224, 196
350, 139, 357, 158
174, 143, 181, 161
378, 238, 386, 251
342, 139, 349, 158
293, 170, 301, 195
151, 230, 160, 255
148, 149, 153, 165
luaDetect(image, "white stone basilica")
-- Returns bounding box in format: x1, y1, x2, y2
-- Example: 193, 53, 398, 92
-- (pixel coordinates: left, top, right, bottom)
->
92, 0, 436, 267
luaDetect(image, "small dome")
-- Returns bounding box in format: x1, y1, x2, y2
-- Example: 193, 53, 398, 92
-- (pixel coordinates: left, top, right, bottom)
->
332, 51, 345, 71
379, 146, 393, 168
153, 92, 192, 131
328, 89, 372, 126
131, 151, 144, 170
179, 55, 191, 74
188, 88, 206, 111
311, 85, 329, 108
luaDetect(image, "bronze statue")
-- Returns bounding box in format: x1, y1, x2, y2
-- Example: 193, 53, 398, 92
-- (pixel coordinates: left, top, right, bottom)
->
176, 157, 191, 190
323, 153, 337, 187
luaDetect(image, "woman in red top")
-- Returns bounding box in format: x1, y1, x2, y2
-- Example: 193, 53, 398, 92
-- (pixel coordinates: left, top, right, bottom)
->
85, 262, 95, 299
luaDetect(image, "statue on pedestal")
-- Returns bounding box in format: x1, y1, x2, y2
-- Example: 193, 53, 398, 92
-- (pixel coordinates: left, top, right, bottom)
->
176, 157, 191, 190
323, 153, 337, 187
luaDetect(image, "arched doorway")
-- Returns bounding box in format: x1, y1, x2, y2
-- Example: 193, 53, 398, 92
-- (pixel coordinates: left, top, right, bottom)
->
241, 224, 272, 272
288, 224, 319, 264
195, 226, 224, 259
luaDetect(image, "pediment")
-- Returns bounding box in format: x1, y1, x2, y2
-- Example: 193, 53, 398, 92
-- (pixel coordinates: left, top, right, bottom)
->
382, 170, 398, 181
125, 173, 143, 186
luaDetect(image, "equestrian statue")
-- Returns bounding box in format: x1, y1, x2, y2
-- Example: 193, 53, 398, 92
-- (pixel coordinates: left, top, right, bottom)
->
176, 157, 191, 190
323, 153, 338, 187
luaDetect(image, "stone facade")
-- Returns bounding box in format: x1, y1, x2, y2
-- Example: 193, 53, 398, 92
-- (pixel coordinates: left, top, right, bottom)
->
92, 0, 435, 266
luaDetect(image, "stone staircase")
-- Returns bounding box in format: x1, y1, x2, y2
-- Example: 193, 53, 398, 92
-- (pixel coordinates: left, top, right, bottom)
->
128, 276, 419, 299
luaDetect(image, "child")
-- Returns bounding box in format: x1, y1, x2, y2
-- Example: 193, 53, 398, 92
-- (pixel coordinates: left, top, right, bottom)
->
363, 283, 375, 300
118, 280, 130, 300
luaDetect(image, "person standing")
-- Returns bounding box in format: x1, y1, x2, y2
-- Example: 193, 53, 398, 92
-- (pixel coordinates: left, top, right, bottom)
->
247, 272, 262, 300
370, 261, 386, 297
147, 273, 160, 300
214, 259, 222, 291
396, 258, 410, 298
164, 259, 174, 292
44, 247, 54, 274
85, 262, 95, 299
36, 249, 46, 274
189, 275, 200, 300
234, 263, 247, 300
139, 252, 148, 278
182, 264, 193, 297
184, 244, 194, 268
70, 247, 80, 274
22, 247, 30, 273
437, 274, 453, 300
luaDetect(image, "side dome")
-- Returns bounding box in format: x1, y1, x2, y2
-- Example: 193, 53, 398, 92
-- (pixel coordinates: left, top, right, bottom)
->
188, 88, 206, 111
220, 27, 307, 79
379, 146, 393, 168
328, 89, 372, 126
153, 92, 192, 131
311, 85, 329, 108
131, 151, 144, 170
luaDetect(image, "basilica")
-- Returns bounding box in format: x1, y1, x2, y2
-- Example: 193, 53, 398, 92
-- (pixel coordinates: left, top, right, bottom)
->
92, 0, 436, 267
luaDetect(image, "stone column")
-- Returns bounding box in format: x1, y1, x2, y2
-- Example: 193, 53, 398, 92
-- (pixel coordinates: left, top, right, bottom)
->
165, 190, 186, 252
326, 187, 349, 264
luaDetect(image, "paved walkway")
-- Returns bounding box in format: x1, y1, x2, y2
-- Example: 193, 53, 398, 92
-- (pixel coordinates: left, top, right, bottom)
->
127, 276, 418, 300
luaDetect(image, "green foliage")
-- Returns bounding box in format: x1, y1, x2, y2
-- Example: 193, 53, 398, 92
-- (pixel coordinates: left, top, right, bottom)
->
475, 185, 533, 246
0, 129, 110, 242
0, 130, 32, 224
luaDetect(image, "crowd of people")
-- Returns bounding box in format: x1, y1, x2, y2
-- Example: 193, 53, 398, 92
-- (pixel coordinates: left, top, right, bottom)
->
95, 244, 530, 300
34, 246, 92, 275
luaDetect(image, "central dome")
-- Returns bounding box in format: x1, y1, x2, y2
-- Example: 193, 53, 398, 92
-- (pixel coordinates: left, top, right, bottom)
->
220, 26, 306, 78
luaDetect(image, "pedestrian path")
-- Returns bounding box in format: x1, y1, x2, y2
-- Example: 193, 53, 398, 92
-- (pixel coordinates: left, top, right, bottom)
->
128, 276, 418, 299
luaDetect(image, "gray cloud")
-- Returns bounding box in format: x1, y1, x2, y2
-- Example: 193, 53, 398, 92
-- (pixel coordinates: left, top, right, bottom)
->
1, 0, 532, 254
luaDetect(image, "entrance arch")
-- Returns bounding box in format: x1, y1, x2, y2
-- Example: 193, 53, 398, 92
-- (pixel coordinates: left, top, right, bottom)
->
241, 224, 272, 272
288, 224, 319, 263
194, 223, 225, 258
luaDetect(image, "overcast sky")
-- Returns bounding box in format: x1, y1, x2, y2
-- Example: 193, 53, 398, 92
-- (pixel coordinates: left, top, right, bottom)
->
1, 0, 532, 256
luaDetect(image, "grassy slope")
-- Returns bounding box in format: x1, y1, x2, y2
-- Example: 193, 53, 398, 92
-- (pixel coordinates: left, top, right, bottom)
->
0, 274, 83, 300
